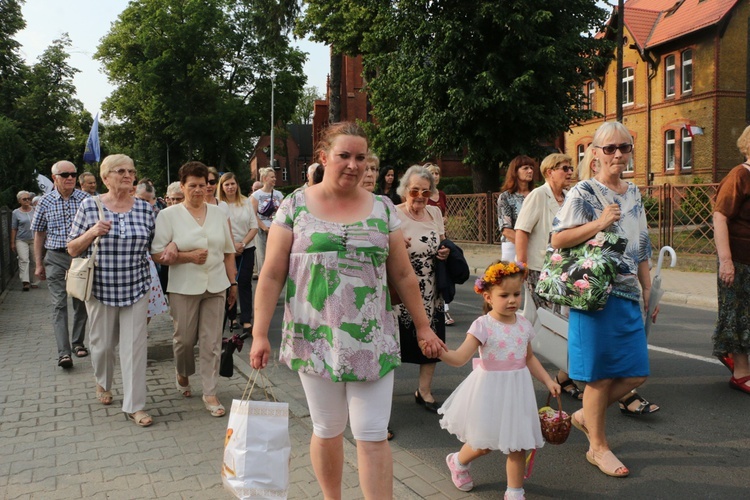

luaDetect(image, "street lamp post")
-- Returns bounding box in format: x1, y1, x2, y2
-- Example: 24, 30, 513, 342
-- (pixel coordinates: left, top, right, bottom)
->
270, 71, 276, 169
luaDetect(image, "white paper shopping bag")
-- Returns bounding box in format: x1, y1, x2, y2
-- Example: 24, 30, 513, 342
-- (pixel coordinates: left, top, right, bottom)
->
222, 373, 291, 499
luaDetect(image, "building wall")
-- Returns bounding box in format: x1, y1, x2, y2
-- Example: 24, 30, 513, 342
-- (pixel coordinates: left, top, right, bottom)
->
565, 3, 749, 186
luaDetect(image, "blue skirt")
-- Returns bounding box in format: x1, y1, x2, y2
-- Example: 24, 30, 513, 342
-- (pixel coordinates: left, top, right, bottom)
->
568, 296, 649, 382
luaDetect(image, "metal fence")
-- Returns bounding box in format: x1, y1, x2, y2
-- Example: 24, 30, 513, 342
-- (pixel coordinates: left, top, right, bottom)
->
0, 207, 19, 293
445, 183, 720, 257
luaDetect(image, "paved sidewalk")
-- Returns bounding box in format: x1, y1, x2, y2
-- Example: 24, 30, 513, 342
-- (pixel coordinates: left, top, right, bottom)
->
0, 244, 718, 499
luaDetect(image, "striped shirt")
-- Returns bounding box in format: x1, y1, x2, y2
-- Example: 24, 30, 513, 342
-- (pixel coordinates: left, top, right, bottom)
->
31, 190, 90, 250
69, 197, 155, 307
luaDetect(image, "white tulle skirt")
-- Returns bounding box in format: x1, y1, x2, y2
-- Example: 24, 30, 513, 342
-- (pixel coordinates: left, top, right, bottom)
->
439, 365, 544, 454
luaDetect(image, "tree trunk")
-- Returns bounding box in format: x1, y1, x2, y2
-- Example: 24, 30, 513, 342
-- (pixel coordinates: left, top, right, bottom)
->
472, 163, 500, 193
329, 49, 342, 123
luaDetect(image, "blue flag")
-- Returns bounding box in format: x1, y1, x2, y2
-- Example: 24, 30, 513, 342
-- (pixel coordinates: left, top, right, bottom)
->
83, 113, 101, 164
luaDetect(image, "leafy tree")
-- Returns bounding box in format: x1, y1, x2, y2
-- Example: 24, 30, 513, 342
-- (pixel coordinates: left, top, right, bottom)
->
14, 34, 86, 174
95, 0, 306, 190
0, 116, 36, 206
291, 85, 322, 124
0, 0, 28, 118
300, 0, 610, 192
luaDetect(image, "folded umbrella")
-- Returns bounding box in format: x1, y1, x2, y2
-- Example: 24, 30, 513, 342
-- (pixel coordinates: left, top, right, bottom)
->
645, 246, 677, 337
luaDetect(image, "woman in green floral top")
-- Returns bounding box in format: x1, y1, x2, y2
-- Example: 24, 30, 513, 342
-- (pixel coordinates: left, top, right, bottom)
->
250, 122, 444, 498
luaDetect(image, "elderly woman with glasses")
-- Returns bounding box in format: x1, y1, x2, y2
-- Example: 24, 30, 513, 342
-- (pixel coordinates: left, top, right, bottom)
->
68, 154, 155, 427
551, 121, 657, 478
12, 191, 40, 291
395, 165, 451, 413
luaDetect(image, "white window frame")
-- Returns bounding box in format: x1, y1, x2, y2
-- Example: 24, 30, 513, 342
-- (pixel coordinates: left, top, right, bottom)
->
681, 128, 692, 170
282, 167, 288, 182
577, 144, 586, 166
682, 50, 693, 94
665, 130, 676, 171
587, 81, 595, 111
665, 55, 675, 98
622, 67, 634, 106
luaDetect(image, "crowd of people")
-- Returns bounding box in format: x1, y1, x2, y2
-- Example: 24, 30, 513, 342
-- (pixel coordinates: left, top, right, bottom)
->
9, 119, 747, 499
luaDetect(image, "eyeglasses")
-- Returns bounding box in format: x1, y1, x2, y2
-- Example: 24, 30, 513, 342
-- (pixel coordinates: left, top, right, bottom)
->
595, 143, 633, 155
208, 179, 218, 185
408, 188, 432, 198
20, 198, 31, 201
552, 165, 574, 173
112, 168, 137, 177
56, 172, 77, 178
167, 196, 184, 201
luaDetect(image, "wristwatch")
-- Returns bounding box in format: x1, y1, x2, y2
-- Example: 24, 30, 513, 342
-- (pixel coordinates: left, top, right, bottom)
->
230, 283, 238, 286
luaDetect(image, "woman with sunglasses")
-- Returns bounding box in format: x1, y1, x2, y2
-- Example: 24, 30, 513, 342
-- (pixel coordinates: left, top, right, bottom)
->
515, 154, 580, 398
11, 191, 40, 291
395, 165, 451, 413
551, 122, 656, 478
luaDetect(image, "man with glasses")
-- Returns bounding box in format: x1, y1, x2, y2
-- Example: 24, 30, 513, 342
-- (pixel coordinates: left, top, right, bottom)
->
31, 161, 90, 369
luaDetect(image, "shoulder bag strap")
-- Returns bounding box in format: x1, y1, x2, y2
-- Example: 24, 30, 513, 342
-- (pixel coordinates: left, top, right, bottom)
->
89, 196, 105, 262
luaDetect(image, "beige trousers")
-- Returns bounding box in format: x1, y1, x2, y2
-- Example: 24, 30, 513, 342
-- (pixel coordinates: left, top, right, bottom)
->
169, 290, 225, 396
85, 293, 149, 413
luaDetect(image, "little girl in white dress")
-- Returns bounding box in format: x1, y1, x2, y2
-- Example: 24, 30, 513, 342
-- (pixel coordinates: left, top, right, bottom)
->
426, 261, 560, 500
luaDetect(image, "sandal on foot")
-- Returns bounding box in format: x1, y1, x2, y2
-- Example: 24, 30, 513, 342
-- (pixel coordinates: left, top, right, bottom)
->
571, 409, 590, 440
73, 345, 89, 358
557, 376, 584, 400
618, 392, 659, 415
387, 427, 394, 441
58, 355, 73, 369
586, 449, 629, 477
729, 374, 750, 394
22, 282, 30, 291
175, 375, 192, 397
96, 386, 113, 405
202, 396, 225, 417
718, 354, 735, 374
127, 411, 153, 427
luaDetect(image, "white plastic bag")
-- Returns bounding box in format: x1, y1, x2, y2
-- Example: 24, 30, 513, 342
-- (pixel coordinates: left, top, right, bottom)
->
222, 372, 290, 499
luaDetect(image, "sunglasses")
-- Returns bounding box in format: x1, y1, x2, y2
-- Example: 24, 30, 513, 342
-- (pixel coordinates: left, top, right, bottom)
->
56, 172, 77, 179
113, 168, 137, 177
408, 188, 432, 198
168, 197, 184, 201
552, 165, 574, 173
208, 179, 218, 185
595, 143, 633, 155
20, 198, 32, 201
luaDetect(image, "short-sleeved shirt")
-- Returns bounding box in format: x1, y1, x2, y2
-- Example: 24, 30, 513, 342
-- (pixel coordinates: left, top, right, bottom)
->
273, 190, 402, 382
151, 203, 235, 295
469, 313, 535, 362
69, 197, 155, 307
714, 164, 750, 265
515, 184, 565, 271
31, 190, 90, 250
497, 191, 526, 243
252, 189, 283, 225
427, 191, 448, 217
227, 198, 259, 249
552, 179, 652, 301
12, 208, 35, 241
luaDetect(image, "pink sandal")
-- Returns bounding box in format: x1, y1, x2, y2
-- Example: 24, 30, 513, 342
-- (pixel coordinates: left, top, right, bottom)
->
586, 449, 629, 477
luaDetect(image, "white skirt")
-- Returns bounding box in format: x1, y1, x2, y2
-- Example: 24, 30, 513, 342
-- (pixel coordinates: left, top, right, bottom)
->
439, 365, 544, 453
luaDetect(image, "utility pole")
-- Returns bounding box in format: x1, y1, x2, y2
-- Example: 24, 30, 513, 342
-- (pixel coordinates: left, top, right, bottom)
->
270, 71, 276, 169
616, 0, 624, 123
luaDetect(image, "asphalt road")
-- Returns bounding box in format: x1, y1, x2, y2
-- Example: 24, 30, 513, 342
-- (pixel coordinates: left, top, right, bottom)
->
390, 282, 750, 499
265, 280, 748, 498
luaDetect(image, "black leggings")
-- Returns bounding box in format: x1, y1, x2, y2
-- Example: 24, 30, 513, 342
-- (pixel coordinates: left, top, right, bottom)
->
226, 248, 255, 326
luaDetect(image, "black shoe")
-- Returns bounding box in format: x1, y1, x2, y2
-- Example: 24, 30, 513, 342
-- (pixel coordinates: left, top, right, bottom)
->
58, 355, 73, 369
415, 389, 440, 413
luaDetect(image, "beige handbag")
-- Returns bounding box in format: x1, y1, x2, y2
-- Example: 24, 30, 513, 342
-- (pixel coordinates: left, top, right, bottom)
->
66, 197, 104, 301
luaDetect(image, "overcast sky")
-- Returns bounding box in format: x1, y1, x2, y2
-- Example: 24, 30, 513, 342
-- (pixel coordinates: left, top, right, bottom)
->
15, 0, 329, 117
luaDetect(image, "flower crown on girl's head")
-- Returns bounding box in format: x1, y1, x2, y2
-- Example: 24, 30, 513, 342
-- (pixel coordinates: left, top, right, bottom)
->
473, 261, 528, 294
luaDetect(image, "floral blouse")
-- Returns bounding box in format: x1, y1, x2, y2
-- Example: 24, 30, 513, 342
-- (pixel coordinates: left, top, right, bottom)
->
273, 191, 402, 382
552, 179, 652, 301
468, 313, 534, 362
497, 191, 526, 243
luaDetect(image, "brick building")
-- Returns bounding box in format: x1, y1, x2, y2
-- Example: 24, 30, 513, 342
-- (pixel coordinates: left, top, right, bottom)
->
565, 0, 749, 185
249, 124, 315, 187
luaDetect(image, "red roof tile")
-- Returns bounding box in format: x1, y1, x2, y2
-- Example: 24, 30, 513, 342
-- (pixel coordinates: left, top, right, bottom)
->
624, 7, 661, 50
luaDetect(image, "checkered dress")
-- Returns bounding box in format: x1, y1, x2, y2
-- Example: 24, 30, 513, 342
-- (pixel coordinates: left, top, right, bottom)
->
69, 197, 155, 307
30, 190, 90, 249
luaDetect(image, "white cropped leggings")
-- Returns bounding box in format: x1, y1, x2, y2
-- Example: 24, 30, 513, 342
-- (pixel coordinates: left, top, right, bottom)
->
299, 370, 394, 442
